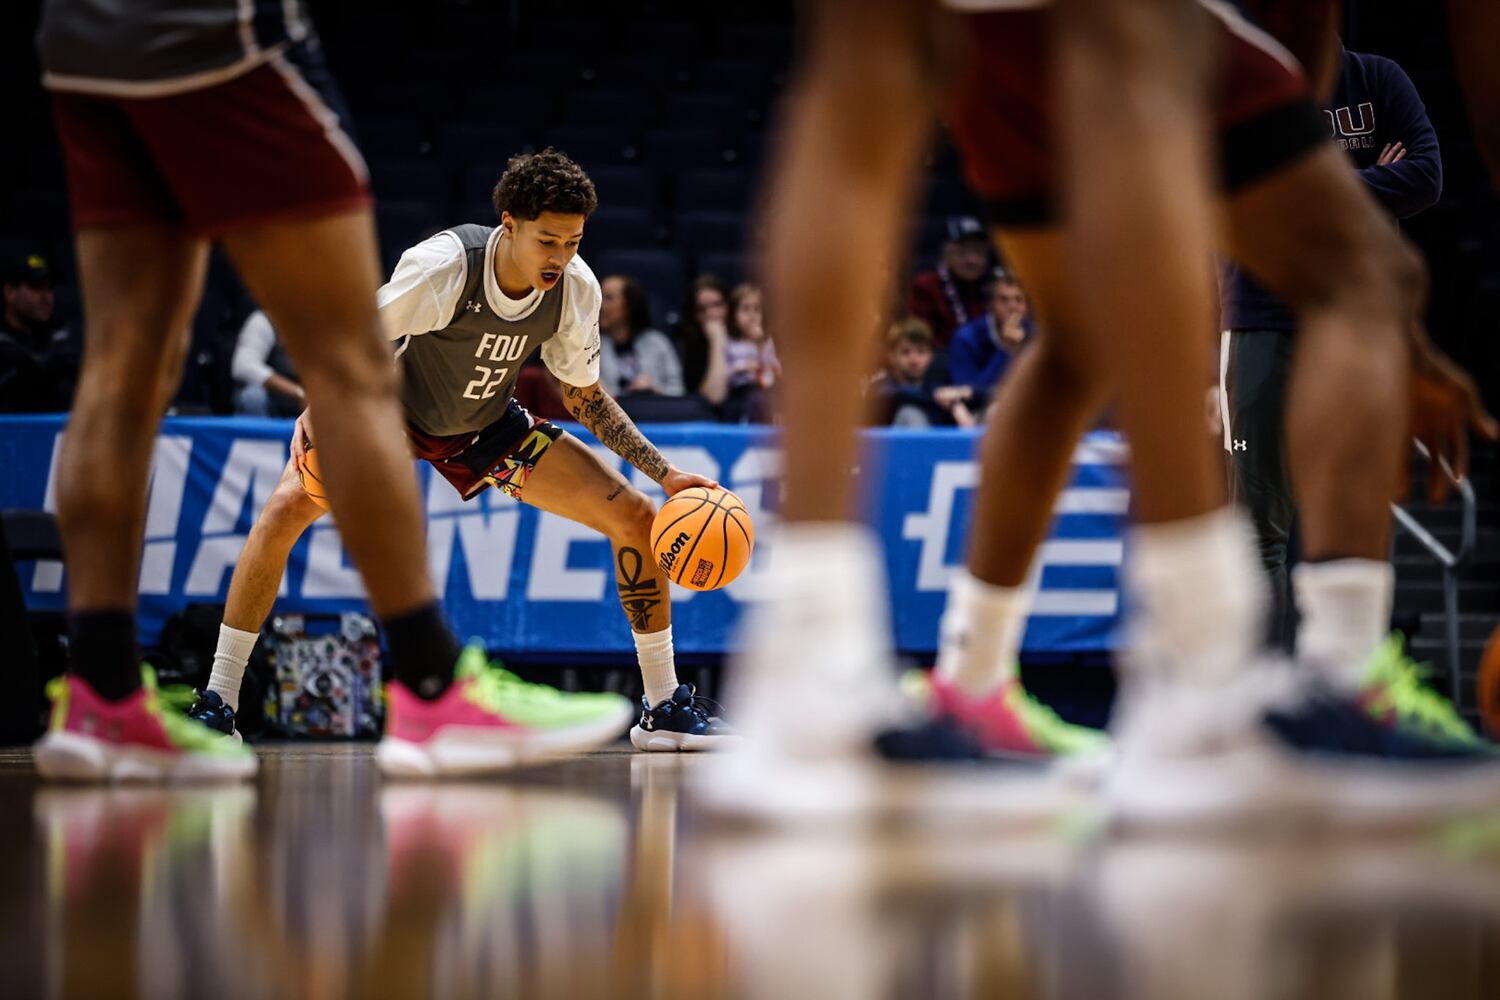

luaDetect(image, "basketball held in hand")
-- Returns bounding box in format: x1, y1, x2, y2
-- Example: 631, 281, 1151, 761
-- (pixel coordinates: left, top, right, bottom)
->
650, 487, 754, 591
298, 444, 330, 510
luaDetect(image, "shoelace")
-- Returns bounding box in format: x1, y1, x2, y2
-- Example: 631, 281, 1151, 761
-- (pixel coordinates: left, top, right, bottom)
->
463, 661, 567, 714
681, 691, 727, 721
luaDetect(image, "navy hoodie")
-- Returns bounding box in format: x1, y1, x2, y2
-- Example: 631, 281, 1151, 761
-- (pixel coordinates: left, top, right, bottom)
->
1220, 47, 1442, 332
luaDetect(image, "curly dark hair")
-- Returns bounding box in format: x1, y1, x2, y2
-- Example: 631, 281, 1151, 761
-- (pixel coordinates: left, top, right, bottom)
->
491, 148, 598, 221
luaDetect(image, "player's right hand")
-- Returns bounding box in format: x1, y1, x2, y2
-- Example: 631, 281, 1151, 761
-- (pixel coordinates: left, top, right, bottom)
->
1407, 343, 1499, 502
290, 410, 314, 468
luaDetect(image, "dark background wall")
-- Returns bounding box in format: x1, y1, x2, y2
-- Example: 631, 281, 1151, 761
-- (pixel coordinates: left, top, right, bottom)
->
1, 0, 1494, 411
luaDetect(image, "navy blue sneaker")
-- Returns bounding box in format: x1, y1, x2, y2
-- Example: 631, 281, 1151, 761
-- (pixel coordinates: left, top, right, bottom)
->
1110, 668, 1500, 829
186, 690, 242, 743
630, 684, 741, 752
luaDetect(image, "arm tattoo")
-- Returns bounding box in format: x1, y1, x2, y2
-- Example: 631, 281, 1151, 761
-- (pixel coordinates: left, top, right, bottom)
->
562, 383, 671, 483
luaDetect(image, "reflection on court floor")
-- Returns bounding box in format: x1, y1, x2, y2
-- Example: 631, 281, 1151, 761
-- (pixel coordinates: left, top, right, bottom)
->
4, 746, 1500, 1000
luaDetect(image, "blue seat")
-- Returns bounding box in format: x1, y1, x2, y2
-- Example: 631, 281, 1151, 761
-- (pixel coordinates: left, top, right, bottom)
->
461, 86, 558, 130
583, 207, 659, 256
692, 58, 773, 102
360, 82, 448, 120
355, 119, 427, 158
621, 21, 703, 57
673, 168, 751, 213
542, 125, 636, 165
673, 211, 748, 258
585, 165, 659, 211
437, 122, 528, 161
567, 91, 655, 130
376, 201, 446, 272
666, 93, 745, 131
642, 129, 736, 170
456, 200, 499, 228
460, 162, 509, 207
715, 23, 791, 63
590, 248, 687, 323
526, 18, 611, 54
500, 52, 581, 86
369, 159, 449, 203
3, 190, 70, 240
584, 55, 683, 91
698, 252, 749, 288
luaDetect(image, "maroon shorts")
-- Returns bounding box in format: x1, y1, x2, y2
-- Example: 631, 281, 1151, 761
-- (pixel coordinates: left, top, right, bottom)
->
50, 41, 370, 238
944, 4, 1329, 227
406, 400, 563, 501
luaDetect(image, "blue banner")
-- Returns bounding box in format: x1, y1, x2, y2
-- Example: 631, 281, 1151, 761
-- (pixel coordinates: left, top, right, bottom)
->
0, 416, 1127, 656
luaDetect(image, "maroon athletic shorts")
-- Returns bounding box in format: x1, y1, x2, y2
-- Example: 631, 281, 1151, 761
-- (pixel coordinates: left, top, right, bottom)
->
49, 42, 370, 238
406, 400, 564, 502
944, 3, 1330, 227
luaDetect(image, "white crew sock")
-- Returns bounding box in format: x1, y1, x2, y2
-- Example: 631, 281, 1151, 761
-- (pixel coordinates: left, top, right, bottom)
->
1292, 558, 1393, 692
1124, 506, 1266, 687
635, 626, 679, 706
935, 570, 1030, 697
729, 522, 902, 755
207, 624, 260, 712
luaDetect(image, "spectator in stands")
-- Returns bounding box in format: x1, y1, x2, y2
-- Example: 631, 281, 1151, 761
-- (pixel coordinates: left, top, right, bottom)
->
0, 251, 78, 412
231, 309, 305, 416
870, 318, 977, 427
598, 275, 684, 397
948, 273, 1030, 396
906, 215, 991, 348
674, 275, 732, 406
722, 283, 780, 423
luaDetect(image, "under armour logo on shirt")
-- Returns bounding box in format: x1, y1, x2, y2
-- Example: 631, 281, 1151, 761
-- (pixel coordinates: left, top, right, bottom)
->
466, 300, 483, 313
1232, 440, 1248, 452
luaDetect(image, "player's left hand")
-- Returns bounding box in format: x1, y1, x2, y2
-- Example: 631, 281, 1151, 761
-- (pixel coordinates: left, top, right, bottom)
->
1407, 343, 1499, 502
661, 466, 721, 496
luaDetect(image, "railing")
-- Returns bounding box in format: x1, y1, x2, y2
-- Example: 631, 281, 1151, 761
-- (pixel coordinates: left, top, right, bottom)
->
1390, 442, 1477, 709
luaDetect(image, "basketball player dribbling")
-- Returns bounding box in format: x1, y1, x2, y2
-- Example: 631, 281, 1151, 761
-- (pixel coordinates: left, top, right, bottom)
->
30, 1, 632, 781
721, 0, 1500, 826
184, 150, 739, 766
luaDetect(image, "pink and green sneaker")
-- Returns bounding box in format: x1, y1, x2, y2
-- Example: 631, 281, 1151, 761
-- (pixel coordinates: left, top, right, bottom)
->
35, 668, 257, 783
376, 645, 634, 777
907, 670, 1110, 759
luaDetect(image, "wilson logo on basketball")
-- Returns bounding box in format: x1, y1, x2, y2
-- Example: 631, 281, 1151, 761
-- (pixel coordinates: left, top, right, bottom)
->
658, 532, 691, 573
690, 559, 714, 588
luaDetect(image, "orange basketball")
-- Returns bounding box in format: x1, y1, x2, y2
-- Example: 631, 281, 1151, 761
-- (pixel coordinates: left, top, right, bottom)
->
650, 486, 754, 591
298, 444, 330, 510
1478, 622, 1500, 740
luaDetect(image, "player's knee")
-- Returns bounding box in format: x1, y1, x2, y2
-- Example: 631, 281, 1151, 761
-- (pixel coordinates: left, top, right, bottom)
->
264, 476, 324, 530
605, 487, 657, 544
299, 339, 400, 401
76, 365, 163, 426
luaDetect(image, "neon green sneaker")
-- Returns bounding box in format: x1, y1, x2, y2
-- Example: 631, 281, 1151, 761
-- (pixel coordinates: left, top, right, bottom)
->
377, 644, 634, 777
34, 666, 257, 782
1361, 635, 1485, 747
906, 668, 1110, 757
